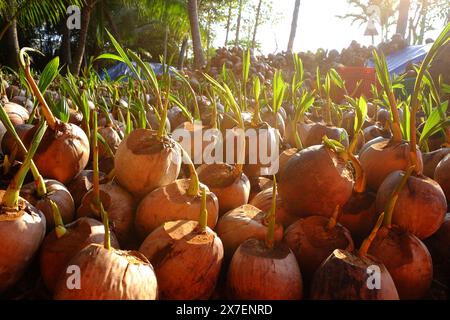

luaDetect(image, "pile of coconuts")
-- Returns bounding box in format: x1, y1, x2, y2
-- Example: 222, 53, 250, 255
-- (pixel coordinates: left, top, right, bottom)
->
0, 24, 450, 300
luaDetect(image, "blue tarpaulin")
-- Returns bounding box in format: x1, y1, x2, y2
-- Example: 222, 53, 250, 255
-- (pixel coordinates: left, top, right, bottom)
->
367, 44, 432, 76
99, 61, 177, 81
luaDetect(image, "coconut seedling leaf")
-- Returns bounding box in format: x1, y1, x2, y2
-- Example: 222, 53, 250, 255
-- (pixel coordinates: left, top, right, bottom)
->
329, 68, 345, 90
170, 68, 197, 121
354, 96, 368, 135
242, 48, 251, 86
272, 70, 286, 113
38, 56, 59, 94
399, 100, 411, 141
419, 101, 449, 147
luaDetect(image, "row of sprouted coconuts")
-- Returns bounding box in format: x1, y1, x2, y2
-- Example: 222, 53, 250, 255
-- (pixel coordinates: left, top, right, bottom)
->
0, 25, 450, 300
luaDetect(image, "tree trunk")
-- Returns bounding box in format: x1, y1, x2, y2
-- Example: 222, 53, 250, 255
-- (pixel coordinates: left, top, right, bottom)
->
5, 18, 19, 70
187, 0, 205, 69
60, 20, 72, 71
396, 0, 410, 38
418, 0, 428, 44
5, 0, 19, 70
178, 37, 188, 69
104, 6, 120, 40
235, 0, 243, 46
287, 0, 301, 52
71, 0, 94, 75
251, 0, 263, 49
224, 2, 232, 46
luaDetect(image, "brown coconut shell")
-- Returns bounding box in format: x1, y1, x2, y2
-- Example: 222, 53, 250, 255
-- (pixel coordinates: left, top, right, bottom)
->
359, 139, 423, 191
368, 225, 433, 300
226, 239, 303, 300
2, 101, 29, 125
422, 148, 450, 178
197, 163, 250, 215
276, 148, 297, 179
376, 171, 446, 239
424, 213, 450, 264
29, 122, 90, 184
98, 126, 121, 159
20, 179, 75, 230
248, 176, 272, 201
340, 192, 378, 245
66, 170, 107, 208
310, 249, 399, 300
135, 179, 219, 239
279, 144, 354, 217
77, 182, 135, 247
284, 215, 354, 282
139, 220, 223, 300
434, 154, 450, 203
114, 129, 181, 198
39, 217, 120, 292
250, 187, 298, 228
216, 204, 283, 259
53, 244, 158, 300
0, 191, 46, 293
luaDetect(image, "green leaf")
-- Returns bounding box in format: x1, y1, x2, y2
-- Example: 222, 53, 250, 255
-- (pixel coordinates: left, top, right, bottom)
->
354, 96, 368, 134
50, 97, 70, 123
242, 48, 251, 85
399, 101, 411, 141
272, 70, 286, 113
419, 101, 449, 147
329, 68, 345, 89
94, 53, 125, 63
169, 94, 193, 122
38, 57, 59, 93
253, 76, 261, 102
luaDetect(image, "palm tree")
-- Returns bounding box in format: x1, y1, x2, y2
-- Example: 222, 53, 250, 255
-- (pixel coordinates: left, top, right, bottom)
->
0, 0, 84, 69
235, 0, 243, 45
396, 0, 410, 38
337, 0, 397, 42
287, 0, 301, 52
187, 0, 205, 68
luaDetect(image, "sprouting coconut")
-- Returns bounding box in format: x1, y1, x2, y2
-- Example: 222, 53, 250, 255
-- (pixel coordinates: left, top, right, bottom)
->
40, 201, 120, 292
376, 170, 446, 239
250, 185, 298, 228
216, 179, 284, 259
114, 69, 181, 198
279, 140, 354, 218
139, 187, 223, 300
21, 179, 75, 230
135, 147, 219, 239
310, 213, 399, 300
14, 48, 90, 184
0, 122, 47, 293
76, 112, 136, 247
368, 167, 433, 299
0, 107, 75, 230
226, 177, 303, 300
197, 163, 250, 215
53, 203, 158, 300
285, 205, 354, 283
359, 50, 423, 191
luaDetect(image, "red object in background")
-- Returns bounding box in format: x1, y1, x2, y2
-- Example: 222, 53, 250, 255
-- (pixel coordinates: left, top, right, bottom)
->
331, 66, 379, 103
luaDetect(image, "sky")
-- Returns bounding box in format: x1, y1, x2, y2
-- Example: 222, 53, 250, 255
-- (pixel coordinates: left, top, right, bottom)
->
212, 0, 448, 54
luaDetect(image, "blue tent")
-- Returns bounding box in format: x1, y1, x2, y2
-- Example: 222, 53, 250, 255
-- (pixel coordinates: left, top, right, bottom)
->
99, 61, 177, 81
367, 44, 432, 75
